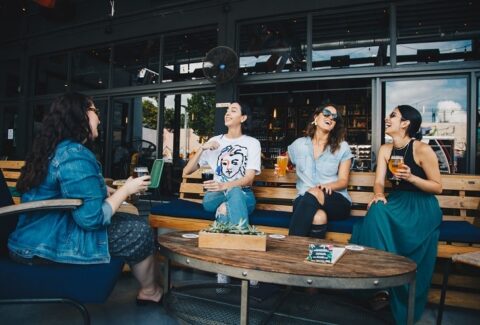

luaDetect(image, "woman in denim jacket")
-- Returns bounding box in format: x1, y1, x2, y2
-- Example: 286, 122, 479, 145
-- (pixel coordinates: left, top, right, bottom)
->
8, 93, 162, 305
288, 104, 354, 239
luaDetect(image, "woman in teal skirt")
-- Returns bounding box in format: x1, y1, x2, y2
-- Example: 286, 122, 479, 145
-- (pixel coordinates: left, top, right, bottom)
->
351, 105, 443, 324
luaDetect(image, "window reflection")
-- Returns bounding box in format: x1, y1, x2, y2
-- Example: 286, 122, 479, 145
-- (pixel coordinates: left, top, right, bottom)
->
72, 47, 110, 91
312, 7, 389, 69
162, 29, 217, 83
239, 18, 307, 74
385, 78, 468, 173
396, 1, 479, 65
34, 54, 68, 95
111, 96, 158, 179
113, 39, 160, 87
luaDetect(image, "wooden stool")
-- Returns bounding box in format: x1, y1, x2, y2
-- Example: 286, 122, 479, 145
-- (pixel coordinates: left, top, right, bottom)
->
437, 252, 480, 324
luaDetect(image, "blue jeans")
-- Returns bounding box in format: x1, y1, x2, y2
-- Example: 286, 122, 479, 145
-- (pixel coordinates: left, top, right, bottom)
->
203, 187, 256, 227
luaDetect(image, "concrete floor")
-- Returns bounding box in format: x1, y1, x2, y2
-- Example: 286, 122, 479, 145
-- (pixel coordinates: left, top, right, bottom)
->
1, 267, 479, 325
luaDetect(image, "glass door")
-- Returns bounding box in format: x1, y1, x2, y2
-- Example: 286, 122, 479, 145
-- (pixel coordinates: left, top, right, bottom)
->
110, 95, 159, 179
162, 91, 215, 195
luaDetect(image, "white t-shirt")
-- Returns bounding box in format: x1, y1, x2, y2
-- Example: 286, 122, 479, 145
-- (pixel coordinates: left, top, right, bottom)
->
199, 134, 261, 183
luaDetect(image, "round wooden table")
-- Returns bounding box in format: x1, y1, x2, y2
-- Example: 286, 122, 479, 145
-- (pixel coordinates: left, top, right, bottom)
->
158, 231, 417, 325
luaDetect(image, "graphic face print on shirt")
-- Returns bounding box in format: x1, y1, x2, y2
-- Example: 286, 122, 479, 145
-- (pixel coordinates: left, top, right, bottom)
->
216, 144, 248, 181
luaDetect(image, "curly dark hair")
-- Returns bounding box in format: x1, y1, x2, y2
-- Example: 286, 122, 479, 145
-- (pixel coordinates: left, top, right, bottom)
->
305, 103, 346, 153
17, 92, 95, 193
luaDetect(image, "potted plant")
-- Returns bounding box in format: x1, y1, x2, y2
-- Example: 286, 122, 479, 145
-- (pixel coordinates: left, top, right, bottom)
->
198, 219, 267, 251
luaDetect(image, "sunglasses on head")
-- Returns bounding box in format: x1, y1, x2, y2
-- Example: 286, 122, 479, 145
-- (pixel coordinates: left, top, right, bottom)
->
322, 108, 338, 121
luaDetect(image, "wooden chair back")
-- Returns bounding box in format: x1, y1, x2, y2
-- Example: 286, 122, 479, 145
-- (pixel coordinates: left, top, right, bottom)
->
180, 169, 480, 223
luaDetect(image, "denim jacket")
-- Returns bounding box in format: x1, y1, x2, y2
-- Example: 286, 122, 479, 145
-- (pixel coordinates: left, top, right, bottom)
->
288, 137, 354, 202
8, 140, 113, 264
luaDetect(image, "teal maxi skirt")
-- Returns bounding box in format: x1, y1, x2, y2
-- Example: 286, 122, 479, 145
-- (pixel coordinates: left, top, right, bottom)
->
351, 190, 442, 324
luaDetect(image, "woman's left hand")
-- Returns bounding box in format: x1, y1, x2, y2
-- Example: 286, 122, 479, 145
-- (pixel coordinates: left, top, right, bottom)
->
203, 180, 226, 192
318, 184, 333, 195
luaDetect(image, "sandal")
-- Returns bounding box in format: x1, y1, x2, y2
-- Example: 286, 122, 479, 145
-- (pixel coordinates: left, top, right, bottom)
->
369, 290, 390, 311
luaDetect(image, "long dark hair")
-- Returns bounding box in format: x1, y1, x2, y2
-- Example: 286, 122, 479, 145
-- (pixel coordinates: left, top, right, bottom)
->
17, 92, 94, 193
397, 105, 423, 140
305, 103, 346, 153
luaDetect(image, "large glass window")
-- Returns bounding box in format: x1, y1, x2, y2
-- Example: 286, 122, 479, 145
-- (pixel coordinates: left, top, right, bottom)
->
239, 18, 307, 75
312, 7, 389, 69
240, 80, 372, 169
384, 78, 468, 173
34, 53, 68, 95
476, 77, 480, 174
0, 105, 19, 158
396, 1, 479, 65
72, 47, 110, 91
113, 39, 160, 87
111, 95, 158, 179
0, 60, 20, 98
162, 29, 217, 83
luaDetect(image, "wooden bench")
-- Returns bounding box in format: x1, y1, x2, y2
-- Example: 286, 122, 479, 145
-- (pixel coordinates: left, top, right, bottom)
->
149, 168, 480, 309
0, 160, 24, 204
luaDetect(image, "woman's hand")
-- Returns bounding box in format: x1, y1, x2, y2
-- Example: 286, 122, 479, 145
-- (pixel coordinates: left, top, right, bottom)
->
368, 193, 387, 209
203, 180, 225, 192
122, 176, 151, 195
106, 186, 116, 196
317, 184, 333, 195
394, 164, 414, 182
201, 140, 220, 151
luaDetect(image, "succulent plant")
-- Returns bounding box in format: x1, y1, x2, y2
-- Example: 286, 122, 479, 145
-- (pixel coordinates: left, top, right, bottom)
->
204, 218, 264, 236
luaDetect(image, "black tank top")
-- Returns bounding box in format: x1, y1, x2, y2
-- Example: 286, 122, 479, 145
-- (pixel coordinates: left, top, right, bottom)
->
387, 139, 427, 191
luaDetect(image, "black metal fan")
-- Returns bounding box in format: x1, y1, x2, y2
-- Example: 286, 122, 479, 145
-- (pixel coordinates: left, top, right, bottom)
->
202, 46, 239, 84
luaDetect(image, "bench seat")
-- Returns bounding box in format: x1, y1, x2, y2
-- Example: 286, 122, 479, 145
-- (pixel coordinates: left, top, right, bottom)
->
151, 198, 480, 244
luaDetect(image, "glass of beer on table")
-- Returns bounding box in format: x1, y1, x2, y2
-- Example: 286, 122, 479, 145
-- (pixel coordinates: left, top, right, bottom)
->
276, 155, 288, 177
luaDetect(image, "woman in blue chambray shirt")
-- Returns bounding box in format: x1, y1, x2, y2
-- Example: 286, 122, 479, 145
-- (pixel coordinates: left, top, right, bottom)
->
288, 104, 354, 239
8, 93, 162, 305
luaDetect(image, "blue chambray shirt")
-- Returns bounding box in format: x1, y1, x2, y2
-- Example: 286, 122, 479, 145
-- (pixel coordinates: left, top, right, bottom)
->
8, 140, 113, 264
288, 137, 354, 202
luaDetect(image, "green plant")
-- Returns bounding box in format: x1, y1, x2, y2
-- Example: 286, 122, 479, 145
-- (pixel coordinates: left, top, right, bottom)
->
204, 218, 264, 236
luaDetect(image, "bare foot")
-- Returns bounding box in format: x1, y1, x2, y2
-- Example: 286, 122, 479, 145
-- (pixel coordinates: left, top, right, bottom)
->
137, 285, 163, 302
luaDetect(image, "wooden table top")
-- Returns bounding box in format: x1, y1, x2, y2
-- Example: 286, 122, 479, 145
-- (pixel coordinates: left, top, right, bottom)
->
158, 231, 416, 281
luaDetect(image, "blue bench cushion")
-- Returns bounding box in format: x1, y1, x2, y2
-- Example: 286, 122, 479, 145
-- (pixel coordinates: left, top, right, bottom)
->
151, 199, 480, 244
439, 221, 480, 244
151, 198, 358, 231
0, 257, 124, 302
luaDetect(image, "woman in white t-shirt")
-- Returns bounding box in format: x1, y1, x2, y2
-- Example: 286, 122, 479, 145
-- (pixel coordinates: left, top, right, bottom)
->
183, 102, 261, 227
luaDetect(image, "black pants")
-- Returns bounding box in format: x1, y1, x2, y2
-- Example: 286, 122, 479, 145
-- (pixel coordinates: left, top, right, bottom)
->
289, 191, 351, 237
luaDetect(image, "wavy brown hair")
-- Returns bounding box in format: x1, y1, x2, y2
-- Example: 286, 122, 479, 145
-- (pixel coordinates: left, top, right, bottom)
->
17, 92, 94, 193
305, 103, 346, 153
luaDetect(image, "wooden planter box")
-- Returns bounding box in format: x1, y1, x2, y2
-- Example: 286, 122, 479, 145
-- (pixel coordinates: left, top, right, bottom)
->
198, 231, 267, 251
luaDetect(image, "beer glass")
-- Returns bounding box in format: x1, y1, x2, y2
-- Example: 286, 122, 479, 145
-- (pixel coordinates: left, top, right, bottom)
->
388, 156, 404, 184
276, 156, 288, 177
133, 166, 149, 195
201, 169, 214, 192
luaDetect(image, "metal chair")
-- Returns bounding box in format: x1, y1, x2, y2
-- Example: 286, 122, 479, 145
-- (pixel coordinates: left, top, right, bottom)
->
0, 171, 124, 325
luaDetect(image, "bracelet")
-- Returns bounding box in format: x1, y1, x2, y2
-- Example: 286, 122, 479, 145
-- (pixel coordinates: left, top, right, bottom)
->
373, 193, 385, 198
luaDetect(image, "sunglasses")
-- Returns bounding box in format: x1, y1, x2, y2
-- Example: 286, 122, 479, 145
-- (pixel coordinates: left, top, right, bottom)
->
322, 108, 338, 121
388, 111, 406, 121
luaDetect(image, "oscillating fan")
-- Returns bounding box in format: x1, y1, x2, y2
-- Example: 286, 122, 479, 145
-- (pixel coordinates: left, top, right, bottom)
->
202, 46, 239, 84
